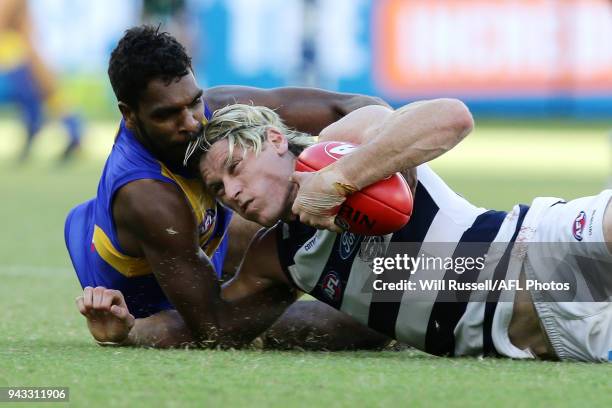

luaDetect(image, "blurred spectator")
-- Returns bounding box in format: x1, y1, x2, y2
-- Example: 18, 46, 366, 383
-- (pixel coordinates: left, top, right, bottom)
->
0, 0, 83, 162
141, 0, 193, 54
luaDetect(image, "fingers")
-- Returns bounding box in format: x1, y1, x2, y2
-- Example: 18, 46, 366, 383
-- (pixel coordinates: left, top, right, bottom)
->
291, 169, 349, 232
110, 305, 135, 328
82, 286, 94, 309
289, 171, 308, 185
100, 288, 124, 310
75, 295, 87, 316
77, 286, 126, 316
93, 286, 105, 309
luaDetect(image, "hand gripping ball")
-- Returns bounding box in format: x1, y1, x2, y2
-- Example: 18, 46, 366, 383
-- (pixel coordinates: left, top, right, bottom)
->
295, 141, 413, 235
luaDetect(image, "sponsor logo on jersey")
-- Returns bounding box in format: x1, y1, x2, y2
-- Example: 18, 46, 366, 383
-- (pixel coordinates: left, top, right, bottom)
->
572, 211, 586, 241
359, 236, 385, 264
198, 208, 216, 237
588, 209, 596, 237
339, 231, 360, 260
304, 234, 318, 252
321, 271, 342, 301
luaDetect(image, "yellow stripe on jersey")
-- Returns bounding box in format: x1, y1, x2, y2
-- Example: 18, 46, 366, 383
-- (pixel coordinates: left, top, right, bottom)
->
159, 162, 219, 249
93, 225, 151, 277
93, 163, 221, 278
0, 31, 28, 70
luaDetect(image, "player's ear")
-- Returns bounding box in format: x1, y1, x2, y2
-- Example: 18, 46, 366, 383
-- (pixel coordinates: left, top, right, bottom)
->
266, 128, 288, 155
118, 102, 137, 131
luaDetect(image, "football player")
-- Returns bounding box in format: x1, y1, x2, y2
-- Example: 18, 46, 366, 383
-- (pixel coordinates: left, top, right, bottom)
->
79, 101, 611, 362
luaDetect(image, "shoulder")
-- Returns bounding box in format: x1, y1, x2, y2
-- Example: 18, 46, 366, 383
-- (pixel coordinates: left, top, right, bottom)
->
113, 179, 196, 237
106, 126, 163, 180
319, 105, 393, 144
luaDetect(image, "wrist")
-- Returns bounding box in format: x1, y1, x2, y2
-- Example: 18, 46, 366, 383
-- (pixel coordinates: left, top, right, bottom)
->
321, 163, 360, 195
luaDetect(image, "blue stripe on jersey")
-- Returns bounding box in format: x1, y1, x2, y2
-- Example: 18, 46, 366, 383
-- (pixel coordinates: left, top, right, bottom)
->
309, 232, 365, 309
275, 221, 318, 288
367, 182, 439, 338
425, 210, 507, 356
483, 204, 530, 355
204, 101, 213, 120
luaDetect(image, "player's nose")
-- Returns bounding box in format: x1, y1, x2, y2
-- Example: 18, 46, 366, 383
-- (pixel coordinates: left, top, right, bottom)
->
224, 179, 242, 203
179, 109, 201, 134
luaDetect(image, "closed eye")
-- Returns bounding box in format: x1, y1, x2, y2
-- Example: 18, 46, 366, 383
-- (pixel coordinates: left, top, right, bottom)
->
190, 96, 202, 108
209, 182, 224, 197
228, 160, 241, 174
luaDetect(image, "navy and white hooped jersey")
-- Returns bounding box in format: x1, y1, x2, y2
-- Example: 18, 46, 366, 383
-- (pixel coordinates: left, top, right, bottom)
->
276, 164, 530, 357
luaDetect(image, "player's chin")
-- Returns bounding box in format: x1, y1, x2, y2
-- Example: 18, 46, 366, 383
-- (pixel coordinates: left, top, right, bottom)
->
251, 209, 282, 228
254, 214, 277, 228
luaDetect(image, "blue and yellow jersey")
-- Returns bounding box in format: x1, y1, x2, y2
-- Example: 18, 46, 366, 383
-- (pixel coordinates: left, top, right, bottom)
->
64, 106, 232, 318
0, 30, 28, 71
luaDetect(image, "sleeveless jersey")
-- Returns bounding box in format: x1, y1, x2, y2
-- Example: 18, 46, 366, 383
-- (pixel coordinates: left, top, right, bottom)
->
65, 104, 231, 317
277, 164, 530, 357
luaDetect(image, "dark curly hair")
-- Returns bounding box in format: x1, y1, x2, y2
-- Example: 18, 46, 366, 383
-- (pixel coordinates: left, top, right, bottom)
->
108, 25, 192, 108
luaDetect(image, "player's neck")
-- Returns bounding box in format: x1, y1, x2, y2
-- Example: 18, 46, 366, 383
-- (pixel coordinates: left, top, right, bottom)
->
132, 130, 184, 171
281, 183, 299, 223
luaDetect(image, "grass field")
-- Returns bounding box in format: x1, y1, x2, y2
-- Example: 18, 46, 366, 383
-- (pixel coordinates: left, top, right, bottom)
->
0, 119, 611, 407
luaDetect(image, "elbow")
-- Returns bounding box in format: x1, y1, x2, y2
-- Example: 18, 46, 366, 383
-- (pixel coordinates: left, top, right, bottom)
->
339, 94, 391, 116
444, 98, 474, 141
367, 95, 392, 109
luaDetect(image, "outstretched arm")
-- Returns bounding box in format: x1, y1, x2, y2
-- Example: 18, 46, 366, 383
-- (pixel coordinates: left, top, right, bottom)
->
77, 225, 295, 348
77, 227, 389, 350
206, 86, 390, 135
110, 182, 295, 348
261, 300, 391, 351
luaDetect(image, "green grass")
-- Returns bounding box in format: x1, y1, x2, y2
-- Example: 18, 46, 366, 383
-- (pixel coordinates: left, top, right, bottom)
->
0, 119, 610, 407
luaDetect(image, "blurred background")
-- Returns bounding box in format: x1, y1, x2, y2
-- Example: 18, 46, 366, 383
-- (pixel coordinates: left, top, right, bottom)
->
0, 0, 610, 264
0, 2, 610, 403
3, 0, 612, 121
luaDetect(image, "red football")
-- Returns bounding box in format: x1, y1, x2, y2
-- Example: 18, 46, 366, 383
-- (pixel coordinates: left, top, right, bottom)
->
296, 141, 413, 235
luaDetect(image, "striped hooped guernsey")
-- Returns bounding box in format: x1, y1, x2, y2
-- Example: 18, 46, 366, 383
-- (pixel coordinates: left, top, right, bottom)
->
276, 164, 530, 357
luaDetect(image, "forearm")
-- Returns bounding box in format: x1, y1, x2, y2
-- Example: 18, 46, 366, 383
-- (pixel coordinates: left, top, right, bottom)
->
209, 284, 297, 347
278, 90, 391, 134
100, 285, 293, 349
337, 99, 473, 189
119, 310, 194, 349
207, 85, 390, 135
165, 277, 295, 348
332, 92, 391, 116
261, 300, 390, 351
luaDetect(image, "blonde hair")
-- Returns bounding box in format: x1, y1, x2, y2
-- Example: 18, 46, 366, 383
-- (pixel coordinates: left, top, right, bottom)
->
184, 104, 316, 166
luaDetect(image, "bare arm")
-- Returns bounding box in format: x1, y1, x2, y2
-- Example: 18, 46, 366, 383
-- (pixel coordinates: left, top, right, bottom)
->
127, 228, 390, 350
86, 300, 390, 350
113, 181, 294, 348
291, 99, 473, 230
261, 300, 391, 351
79, 226, 389, 350
205, 86, 390, 135
319, 99, 473, 190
